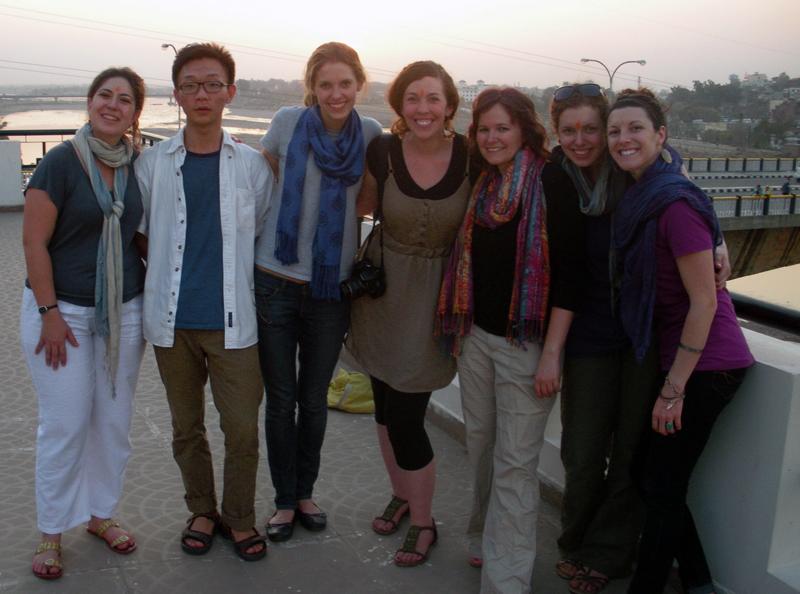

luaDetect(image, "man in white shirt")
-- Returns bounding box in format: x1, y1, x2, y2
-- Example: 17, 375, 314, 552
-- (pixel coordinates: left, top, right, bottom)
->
135, 42, 272, 561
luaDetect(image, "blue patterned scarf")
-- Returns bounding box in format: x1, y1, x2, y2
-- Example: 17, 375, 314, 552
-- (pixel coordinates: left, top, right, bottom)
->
613, 144, 721, 362
274, 105, 365, 300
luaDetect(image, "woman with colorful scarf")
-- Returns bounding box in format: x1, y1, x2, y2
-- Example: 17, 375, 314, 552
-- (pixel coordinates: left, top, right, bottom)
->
21, 67, 147, 580
254, 42, 382, 542
607, 89, 753, 594
436, 87, 584, 593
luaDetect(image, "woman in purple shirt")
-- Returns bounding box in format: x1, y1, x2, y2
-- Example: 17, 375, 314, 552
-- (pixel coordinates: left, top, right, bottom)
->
607, 88, 754, 594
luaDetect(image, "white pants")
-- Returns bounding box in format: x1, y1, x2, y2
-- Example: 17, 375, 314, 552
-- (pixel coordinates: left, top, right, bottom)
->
20, 288, 145, 533
458, 325, 555, 594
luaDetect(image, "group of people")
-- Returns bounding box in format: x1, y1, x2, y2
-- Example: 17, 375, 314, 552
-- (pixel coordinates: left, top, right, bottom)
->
20, 39, 753, 594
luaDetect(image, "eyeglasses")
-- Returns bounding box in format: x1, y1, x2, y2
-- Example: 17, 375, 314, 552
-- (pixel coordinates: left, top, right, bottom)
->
177, 81, 230, 95
553, 83, 605, 102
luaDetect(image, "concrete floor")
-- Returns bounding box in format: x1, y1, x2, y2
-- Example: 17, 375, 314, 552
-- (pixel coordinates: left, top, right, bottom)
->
0, 211, 675, 594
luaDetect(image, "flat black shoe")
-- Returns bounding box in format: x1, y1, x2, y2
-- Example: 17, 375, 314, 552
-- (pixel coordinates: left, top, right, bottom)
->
297, 508, 327, 532
266, 512, 295, 542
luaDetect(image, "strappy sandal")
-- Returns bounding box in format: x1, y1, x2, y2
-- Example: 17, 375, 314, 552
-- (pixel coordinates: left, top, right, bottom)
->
32, 541, 63, 580
372, 495, 409, 536
394, 521, 438, 567
180, 512, 220, 556
220, 524, 267, 562
87, 519, 137, 555
557, 558, 585, 580
569, 568, 609, 594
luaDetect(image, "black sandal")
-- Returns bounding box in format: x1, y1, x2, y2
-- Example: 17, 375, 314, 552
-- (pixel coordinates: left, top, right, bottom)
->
372, 495, 409, 536
220, 525, 268, 562
394, 520, 438, 567
181, 512, 220, 556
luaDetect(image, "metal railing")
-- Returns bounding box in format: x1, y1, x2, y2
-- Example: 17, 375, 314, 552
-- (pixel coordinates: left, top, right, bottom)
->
712, 194, 799, 218
686, 156, 800, 173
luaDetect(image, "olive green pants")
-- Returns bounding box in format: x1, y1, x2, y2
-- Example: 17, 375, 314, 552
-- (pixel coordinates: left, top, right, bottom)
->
154, 330, 263, 531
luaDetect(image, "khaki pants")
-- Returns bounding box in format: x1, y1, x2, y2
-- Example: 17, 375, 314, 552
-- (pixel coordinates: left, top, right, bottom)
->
458, 325, 554, 594
154, 330, 263, 531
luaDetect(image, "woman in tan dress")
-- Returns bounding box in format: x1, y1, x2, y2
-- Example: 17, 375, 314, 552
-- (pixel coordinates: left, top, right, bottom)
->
347, 61, 469, 567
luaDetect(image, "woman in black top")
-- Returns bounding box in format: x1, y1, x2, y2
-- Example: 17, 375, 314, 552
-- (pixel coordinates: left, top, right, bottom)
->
437, 87, 584, 593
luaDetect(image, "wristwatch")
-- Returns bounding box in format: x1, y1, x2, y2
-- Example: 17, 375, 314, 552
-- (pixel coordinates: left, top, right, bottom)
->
38, 304, 58, 315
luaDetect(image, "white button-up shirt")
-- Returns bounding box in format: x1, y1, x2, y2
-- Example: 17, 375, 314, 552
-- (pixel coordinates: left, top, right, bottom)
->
135, 128, 273, 349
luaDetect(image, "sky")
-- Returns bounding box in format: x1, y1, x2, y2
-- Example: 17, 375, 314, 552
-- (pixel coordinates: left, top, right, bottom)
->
1, 0, 799, 92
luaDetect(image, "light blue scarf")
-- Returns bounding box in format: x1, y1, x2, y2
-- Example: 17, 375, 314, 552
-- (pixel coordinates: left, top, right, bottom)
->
70, 123, 133, 387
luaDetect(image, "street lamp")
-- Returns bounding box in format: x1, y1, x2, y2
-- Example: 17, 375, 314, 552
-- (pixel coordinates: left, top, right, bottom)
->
161, 43, 181, 129
580, 58, 646, 93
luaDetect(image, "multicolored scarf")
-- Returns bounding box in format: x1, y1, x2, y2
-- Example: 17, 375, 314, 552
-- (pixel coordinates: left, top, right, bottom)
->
274, 105, 365, 301
613, 144, 722, 362
436, 147, 549, 354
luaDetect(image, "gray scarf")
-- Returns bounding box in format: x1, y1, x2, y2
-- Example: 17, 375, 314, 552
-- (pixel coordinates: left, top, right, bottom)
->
70, 123, 133, 390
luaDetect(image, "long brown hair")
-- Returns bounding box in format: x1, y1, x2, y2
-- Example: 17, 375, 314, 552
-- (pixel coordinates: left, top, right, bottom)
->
468, 87, 549, 170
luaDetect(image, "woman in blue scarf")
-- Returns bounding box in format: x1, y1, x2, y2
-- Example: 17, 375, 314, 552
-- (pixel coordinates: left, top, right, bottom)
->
608, 89, 754, 594
254, 42, 382, 542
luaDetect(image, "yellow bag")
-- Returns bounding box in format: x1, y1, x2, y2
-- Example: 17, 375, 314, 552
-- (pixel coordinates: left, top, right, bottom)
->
327, 368, 375, 414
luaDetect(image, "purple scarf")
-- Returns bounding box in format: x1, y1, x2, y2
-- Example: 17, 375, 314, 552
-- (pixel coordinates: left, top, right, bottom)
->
613, 144, 721, 361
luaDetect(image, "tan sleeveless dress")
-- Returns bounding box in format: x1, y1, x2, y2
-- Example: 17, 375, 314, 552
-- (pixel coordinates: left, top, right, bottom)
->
347, 145, 470, 393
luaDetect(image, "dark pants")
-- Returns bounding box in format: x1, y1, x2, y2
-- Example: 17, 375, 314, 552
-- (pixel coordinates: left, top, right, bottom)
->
371, 376, 433, 471
628, 367, 749, 594
558, 346, 659, 576
255, 269, 350, 510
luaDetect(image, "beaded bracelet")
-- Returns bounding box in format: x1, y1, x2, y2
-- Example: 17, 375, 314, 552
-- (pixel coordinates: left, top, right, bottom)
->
663, 376, 683, 398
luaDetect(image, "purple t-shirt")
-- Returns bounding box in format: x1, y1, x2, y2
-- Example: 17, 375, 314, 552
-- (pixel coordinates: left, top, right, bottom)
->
655, 200, 754, 371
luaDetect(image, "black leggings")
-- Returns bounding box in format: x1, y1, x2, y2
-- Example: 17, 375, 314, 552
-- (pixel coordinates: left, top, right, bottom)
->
371, 377, 433, 471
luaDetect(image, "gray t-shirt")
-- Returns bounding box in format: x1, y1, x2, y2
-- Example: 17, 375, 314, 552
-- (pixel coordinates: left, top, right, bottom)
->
25, 142, 145, 306
255, 105, 382, 281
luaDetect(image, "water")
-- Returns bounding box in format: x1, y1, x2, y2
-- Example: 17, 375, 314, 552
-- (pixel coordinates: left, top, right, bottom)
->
3, 105, 798, 312
1, 98, 271, 163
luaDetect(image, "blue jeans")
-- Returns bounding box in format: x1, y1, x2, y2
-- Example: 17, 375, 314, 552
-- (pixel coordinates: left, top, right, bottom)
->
254, 268, 350, 509
628, 367, 749, 594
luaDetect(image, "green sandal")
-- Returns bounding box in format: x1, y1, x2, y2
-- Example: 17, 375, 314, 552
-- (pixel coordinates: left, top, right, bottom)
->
394, 521, 438, 567
372, 495, 409, 536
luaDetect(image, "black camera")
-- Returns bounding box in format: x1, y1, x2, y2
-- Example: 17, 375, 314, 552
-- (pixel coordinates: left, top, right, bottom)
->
340, 258, 386, 300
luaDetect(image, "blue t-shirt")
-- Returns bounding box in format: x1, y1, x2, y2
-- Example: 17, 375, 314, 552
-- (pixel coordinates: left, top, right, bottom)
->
175, 150, 224, 330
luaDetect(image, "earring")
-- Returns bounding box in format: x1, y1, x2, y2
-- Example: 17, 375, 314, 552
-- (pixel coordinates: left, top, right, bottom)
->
661, 148, 672, 164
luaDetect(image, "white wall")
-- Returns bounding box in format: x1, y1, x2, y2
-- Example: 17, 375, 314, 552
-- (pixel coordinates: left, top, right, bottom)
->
0, 141, 23, 208
689, 330, 800, 594
537, 330, 800, 594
